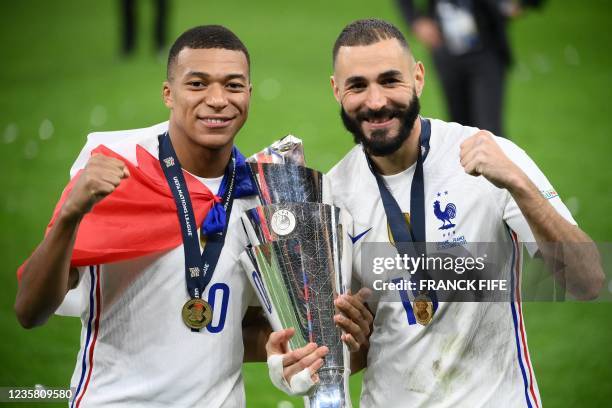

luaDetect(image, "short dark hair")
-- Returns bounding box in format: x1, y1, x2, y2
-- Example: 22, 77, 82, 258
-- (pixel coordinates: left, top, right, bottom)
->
333, 19, 410, 65
167, 25, 250, 79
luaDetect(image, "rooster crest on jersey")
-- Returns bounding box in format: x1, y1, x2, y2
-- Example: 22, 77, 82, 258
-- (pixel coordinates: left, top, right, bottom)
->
433, 193, 457, 230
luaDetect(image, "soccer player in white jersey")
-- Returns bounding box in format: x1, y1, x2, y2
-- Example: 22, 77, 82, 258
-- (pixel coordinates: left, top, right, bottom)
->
14, 26, 273, 407
268, 18, 604, 407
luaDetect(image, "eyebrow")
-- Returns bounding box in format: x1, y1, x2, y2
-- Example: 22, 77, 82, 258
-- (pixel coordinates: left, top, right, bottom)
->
378, 70, 403, 81
225, 73, 248, 82
185, 71, 247, 81
345, 75, 367, 87
345, 69, 404, 87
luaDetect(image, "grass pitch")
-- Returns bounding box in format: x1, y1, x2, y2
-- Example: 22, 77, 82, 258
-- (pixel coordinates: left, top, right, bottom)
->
1, 1, 610, 406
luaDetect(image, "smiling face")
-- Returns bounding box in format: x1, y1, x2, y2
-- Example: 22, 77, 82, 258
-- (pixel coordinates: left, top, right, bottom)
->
332, 38, 424, 156
163, 47, 251, 151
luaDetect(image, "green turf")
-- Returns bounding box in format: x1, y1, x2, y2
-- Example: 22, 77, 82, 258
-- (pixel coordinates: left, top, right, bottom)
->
1, 1, 610, 407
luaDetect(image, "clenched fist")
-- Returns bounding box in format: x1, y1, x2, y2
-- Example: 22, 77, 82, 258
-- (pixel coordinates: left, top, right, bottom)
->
61, 153, 130, 218
459, 131, 526, 191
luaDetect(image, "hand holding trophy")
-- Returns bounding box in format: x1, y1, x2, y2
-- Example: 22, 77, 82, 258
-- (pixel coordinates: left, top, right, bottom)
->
240, 136, 372, 407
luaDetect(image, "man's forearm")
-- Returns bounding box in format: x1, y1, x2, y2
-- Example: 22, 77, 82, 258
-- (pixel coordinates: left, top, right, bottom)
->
15, 208, 81, 328
508, 175, 604, 299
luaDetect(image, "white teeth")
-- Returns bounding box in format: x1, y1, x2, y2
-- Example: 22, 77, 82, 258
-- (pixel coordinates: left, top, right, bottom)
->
370, 118, 389, 124
203, 118, 226, 124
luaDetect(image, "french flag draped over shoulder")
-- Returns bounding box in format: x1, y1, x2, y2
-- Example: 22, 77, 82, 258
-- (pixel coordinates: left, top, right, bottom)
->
17, 139, 255, 280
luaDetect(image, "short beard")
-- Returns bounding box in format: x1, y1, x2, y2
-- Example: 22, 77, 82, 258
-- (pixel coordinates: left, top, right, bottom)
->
340, 91, 420, 157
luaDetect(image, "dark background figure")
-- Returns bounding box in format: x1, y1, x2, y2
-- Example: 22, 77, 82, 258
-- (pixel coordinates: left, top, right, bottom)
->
121, 0, 169, 56
398, 0, 544, 136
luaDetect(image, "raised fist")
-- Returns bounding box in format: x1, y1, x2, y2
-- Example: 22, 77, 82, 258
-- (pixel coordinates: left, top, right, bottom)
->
62, 153, 130, 218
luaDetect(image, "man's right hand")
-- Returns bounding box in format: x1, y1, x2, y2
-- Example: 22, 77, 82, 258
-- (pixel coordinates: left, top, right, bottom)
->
265, 328, 329, 396
62, 154, 130, 218
15, 154, 129, 329
412, 17, 443, 50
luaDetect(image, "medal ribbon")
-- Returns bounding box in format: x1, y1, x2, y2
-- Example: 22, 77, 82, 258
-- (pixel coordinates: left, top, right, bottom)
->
158, 133, 237, 329
366, 117, 438, 308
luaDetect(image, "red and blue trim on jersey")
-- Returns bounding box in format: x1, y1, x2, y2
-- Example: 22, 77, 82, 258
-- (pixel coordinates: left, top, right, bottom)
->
508, 229, 541, 408
71, 265, 102, 408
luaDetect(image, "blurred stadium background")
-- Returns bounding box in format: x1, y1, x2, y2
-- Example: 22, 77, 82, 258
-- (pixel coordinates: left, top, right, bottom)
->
1, 0, 610, 407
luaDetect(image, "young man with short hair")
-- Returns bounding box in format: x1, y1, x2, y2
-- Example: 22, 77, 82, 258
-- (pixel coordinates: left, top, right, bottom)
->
16, 25, 266, 407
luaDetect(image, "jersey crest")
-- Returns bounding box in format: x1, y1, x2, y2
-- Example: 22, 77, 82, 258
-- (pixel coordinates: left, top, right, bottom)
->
433, 190, 466, 249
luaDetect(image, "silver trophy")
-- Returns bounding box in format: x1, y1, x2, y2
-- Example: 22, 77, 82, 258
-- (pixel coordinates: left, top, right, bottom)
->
240, 136, 353, 407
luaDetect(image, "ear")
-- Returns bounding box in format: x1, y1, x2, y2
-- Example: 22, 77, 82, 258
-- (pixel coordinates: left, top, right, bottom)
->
330, 75, 341, 104
162, 81, 173, 109
413, 61, 425, 98
249, 83, 253, 95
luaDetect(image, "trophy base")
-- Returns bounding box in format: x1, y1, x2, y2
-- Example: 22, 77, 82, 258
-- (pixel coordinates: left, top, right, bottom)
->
306, 367, 351, 408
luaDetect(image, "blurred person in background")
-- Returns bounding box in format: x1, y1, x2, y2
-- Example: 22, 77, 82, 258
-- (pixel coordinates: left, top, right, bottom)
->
397, 0, 544, 136
121, 0, 169, 56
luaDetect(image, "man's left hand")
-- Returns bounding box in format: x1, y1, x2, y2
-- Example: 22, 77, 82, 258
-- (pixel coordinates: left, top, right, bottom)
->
460, 130, 526, 191
333, 288, 373, 352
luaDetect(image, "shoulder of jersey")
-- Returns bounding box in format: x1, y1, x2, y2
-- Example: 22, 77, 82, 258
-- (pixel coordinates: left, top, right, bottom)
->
490, 131, 528, 159
70, 121, 169, 177
429, 117, 526, 152
427, 118, 479, 159
326, 145, 368, 206
327, 144, 363, 176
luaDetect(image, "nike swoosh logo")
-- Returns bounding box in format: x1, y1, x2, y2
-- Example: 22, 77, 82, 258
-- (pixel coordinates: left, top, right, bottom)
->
349, 228, 372, 244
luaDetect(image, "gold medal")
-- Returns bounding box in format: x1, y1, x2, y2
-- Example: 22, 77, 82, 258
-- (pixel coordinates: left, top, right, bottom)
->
182, 298, 213, 330
413, 294, 434, 325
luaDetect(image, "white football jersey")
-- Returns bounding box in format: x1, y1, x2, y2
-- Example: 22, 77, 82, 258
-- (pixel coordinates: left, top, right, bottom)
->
327, 118, 576, 408
55, 123, 259, 407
